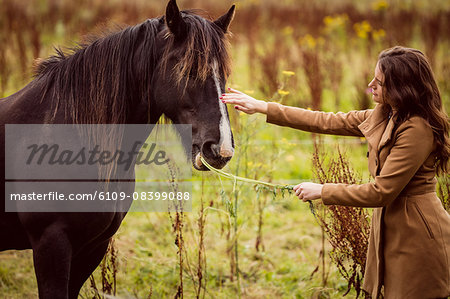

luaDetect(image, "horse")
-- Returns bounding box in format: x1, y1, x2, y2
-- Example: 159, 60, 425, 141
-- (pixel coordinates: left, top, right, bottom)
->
0, 0, 235, 298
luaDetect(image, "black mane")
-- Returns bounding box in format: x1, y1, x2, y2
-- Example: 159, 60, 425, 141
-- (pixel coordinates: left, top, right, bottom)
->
34, 10, 231, 124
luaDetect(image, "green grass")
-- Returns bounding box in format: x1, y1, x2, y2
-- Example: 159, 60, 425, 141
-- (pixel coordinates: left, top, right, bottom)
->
80, 181, 360, 298
0, 132, 369, 298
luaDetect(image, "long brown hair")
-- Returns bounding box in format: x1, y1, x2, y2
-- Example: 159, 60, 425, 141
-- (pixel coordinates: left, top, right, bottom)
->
378, 46, 449, 174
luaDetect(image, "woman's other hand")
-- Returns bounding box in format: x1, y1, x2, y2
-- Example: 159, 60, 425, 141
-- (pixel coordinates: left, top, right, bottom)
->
221, 88, 268, 114
293, 182, 323, 202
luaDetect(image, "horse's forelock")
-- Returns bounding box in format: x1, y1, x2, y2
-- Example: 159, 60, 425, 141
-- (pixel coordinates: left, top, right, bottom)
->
161, 10, 232, 86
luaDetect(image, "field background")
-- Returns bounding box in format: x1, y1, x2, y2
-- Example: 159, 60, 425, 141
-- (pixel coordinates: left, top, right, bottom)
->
0, 0, 449, 298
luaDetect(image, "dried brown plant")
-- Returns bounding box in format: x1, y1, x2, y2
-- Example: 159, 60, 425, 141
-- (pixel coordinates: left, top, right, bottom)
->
88, 238, 118, 298
166, 161, 185, 299
312, 141, 370, 298
301, 49, 323, 110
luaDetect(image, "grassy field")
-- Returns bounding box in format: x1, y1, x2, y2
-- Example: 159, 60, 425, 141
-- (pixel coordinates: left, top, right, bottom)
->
0, 0, 449, 298
0, 127, 371, 298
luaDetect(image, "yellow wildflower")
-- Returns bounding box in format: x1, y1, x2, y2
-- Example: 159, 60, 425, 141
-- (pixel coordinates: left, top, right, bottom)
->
373, 29, 386, 41
361, 21, 372, 32
354, 21, 372, 39
282, 26, 293, 36
282, 70, 296, 77
324, 16, 334, 26
323, 14, 348, 29
299, 34, 316, 49
372, 0, 388, 11
278, 89, 290, 96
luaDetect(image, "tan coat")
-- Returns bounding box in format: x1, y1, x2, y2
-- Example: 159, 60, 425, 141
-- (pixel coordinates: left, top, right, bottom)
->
266, 102, 450, 299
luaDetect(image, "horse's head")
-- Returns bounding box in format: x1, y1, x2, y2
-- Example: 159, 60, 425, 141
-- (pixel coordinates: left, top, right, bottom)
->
151, 0, 235, 170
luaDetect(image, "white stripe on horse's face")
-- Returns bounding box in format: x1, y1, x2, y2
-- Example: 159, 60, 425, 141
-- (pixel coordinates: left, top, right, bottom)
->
212, 60, 234, 158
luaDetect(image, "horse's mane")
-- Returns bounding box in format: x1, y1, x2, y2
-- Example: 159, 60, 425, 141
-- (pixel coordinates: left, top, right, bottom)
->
34, 10, 231, 124
161, 10, 232, 86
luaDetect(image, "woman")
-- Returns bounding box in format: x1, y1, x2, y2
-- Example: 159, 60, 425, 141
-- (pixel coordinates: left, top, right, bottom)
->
221, 46, 450, 298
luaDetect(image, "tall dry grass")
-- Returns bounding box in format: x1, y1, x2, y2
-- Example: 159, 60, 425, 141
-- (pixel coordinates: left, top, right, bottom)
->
88, 239, 118, 299
2, 0, 449, 108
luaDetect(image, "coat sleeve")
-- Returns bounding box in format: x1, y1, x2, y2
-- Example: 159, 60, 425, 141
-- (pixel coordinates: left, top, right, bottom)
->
266, 102, 371, 136
321, 117, 435, 207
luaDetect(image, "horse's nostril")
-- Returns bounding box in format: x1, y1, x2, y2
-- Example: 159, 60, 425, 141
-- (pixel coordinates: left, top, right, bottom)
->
202, 142, 233, 161
210, 143, 221, 157
201, 141, 215, 158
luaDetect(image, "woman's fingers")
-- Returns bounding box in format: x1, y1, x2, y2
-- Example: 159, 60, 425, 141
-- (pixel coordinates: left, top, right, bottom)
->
294, 183, 311, 202
221, 93, 246, 100
234, 104, 255, 114
221, 93, 256, 114
221, 97, 243, 105
221, 89, 267, 114
235, 105, 250, 113
294, 184, 303, 199
227, 87, 244, 94
294, 182, 323, 201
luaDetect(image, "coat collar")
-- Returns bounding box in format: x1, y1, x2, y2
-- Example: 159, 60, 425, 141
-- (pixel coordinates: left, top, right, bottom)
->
358, 104, 396, 151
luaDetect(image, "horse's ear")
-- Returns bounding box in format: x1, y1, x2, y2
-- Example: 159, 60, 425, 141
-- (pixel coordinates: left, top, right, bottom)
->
214, 5, 236, 33
165, 0, 187, 38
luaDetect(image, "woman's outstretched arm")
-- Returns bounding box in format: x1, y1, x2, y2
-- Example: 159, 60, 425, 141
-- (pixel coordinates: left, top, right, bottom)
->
221, 88, 372, 136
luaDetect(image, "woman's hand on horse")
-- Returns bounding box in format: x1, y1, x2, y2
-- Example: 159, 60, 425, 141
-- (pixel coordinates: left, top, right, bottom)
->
221, 88, 268, 114
293, 182, 323, 202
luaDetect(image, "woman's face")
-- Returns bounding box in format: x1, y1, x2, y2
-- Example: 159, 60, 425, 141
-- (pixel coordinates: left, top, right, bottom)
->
368, 62, 384, 104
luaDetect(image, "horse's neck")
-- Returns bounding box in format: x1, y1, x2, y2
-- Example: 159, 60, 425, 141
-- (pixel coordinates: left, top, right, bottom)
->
0, 80, 55, 124
0, 82, 162, 126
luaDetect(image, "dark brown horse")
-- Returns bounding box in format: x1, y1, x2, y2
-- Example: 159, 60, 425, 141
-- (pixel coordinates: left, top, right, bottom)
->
0, 1, 235, 298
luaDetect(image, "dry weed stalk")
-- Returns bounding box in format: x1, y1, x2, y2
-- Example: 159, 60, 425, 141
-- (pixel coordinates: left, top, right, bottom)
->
146, 285, 153, 299
257, 46, 280, 96
187, 173, 208, 299
166, 161, 185, 299
101, 238, 118, 296
172, 209, 184, 299
255, 187, 266, 252
88, 238, 118, 298
301, 48, 323, 110
312, 142, 370, 298
323, 50, 343, 109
